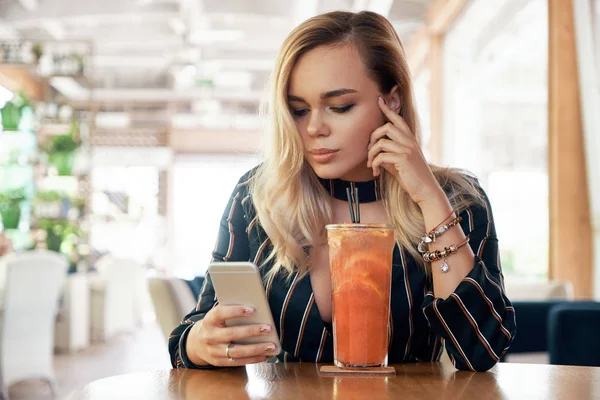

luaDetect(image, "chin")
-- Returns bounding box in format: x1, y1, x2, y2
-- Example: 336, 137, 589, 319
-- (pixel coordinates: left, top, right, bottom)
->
306, 157, 372, 181
310, 167, 339, 180
306, 162, 344, 180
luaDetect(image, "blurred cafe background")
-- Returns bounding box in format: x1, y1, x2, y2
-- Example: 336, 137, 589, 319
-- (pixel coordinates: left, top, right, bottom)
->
0, 0, 599, 398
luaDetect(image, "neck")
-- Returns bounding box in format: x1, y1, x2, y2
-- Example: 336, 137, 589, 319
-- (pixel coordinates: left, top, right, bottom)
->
319, 176, 381, 203
338, 162, 375, 182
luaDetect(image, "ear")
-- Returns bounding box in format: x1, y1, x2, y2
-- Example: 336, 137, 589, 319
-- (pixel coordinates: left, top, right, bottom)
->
384, 85, 402, 113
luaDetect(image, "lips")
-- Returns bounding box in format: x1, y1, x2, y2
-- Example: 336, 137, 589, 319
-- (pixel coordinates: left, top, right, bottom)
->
309, 148, 338, 155
308, 148, 339, 163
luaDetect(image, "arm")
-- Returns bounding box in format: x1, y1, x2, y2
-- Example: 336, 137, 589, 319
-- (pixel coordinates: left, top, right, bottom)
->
420, 187, 516, 371
418, 187, 474, 300
168, 177, 251, 368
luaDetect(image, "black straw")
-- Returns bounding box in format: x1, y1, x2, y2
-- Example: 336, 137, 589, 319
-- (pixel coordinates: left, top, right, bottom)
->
354, 187, 360, 223
346, 187, 356, 223
346, 187, 361, 223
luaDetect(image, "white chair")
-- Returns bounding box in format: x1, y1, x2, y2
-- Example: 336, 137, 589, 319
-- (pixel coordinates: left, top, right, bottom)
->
90, 257, 141, 342
503, 278, 575, 301
148, 277, 196, 343
54, 273, 90, 353
0, 250, 68, 399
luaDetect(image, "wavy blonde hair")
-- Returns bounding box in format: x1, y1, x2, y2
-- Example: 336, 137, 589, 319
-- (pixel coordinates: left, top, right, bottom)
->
250, 11, 482, 280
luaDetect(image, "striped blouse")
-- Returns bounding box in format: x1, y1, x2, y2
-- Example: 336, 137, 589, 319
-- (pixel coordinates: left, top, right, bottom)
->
168, 168, 516, 372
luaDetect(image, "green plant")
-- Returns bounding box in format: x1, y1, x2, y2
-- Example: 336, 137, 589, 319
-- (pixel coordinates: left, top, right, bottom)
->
73, 54, 85, 74
42, 122, 80, 153
72, 196, 87, 214
31, 43, 44, 63
11, 91, 33, 110
41, 122, 80, 175
0, 188, 27, 229
1, 91, 33, 131
38, 219, 81, 253
0, 188, 27, 206
35, 190, 63, 202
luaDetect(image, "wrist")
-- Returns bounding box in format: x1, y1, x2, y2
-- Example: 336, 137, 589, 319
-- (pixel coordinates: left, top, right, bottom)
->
185, 322, 211, 366
417, 188, 451, 213
418, 192, 454, 233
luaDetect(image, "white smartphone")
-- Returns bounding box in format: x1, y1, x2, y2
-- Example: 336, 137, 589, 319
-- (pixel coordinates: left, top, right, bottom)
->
208, 261, 282, 357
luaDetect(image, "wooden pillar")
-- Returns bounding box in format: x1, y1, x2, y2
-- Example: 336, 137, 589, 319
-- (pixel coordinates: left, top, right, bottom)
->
414, 0, 471, 165
0, 65, 45, 101
548, 0, 593, 298
428, 34, 444, 164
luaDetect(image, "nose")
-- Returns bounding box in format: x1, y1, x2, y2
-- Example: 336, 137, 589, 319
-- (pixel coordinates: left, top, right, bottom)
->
306, 110, 330, 137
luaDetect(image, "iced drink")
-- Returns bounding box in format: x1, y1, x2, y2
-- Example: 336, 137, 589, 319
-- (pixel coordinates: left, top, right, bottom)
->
326, 223, 395, 369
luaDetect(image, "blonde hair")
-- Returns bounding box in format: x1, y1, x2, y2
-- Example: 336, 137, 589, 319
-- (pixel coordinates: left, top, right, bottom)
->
250, 11, 482, 280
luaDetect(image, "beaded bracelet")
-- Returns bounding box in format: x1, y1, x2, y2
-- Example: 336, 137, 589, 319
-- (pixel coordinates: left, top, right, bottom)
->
422, 237, 470, 273
417, 215, 463, 254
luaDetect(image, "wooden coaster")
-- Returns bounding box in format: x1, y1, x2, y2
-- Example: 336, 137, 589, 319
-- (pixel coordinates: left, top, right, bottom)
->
319, 365, 396, 375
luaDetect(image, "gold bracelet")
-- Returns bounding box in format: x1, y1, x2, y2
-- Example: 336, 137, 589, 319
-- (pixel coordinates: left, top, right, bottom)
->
418, 216, 463, 253
422, 236, 470, 273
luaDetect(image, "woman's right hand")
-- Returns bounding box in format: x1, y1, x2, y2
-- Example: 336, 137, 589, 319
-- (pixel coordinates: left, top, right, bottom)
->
185, 305, 278, 367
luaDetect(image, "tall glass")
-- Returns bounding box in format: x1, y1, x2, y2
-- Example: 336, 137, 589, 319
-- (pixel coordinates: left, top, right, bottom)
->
326, 224, 395, 369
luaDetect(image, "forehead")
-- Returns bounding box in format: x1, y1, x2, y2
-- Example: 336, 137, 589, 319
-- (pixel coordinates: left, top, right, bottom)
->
288, 44, 375, 95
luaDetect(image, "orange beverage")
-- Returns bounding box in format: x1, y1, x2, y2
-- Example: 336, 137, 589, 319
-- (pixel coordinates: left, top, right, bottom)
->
326, 223, 395, 369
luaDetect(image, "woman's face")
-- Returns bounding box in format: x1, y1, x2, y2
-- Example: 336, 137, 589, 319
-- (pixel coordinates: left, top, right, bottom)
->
288, 44, 391, 182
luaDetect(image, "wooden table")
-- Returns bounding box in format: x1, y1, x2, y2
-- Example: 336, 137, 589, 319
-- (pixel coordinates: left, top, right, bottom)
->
66, 362, 600, 399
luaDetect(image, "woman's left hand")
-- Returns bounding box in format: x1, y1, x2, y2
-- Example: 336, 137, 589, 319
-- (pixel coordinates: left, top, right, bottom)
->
367, 97, 443, 206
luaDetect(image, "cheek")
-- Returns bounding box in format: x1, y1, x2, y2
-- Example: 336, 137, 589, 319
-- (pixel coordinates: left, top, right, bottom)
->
344, 106, 384, 145
295, 120, 310, 145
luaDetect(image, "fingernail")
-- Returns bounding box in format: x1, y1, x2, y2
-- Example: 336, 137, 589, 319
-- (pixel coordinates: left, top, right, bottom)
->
367, 143, 371, 151
259, 325, 272, 333
378, 96, 385, 104
242, 307, 255, 314
265, 345, 275, 352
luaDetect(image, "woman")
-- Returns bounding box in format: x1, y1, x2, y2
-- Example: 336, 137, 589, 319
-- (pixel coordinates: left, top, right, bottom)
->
169, 10, 515, 372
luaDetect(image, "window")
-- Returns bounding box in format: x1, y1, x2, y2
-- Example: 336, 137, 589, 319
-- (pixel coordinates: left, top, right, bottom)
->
413, 69, 431, 160
443, 0, 549, 279
90, 166, 162, 265
172, 154, 259, 278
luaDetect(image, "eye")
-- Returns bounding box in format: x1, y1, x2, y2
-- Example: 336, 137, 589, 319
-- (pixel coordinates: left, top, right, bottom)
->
330, 104, 355, 114
291, 108, 309, 117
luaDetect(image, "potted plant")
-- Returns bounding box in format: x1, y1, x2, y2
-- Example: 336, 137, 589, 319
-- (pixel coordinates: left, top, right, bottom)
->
1, 91, 33, 131
34, 191, 64, 219
0, 188, 27, 229
73, 53, 86, 75
31, 42, 44, 65
38, 219, 80, 255
41, 121, 80, 175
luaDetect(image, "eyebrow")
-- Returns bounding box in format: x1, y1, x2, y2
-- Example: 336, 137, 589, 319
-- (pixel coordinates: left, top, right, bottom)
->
287, 88, 358, 103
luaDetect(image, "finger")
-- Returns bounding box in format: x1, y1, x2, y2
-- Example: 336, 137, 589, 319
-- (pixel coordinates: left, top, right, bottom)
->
214, 354, 273, 367
367, 138, 407, 169
207, 305, 255, 326
219, 323, 274, 343
377, 97, 412, 135
371, 152, 402, 177
369, 123, 405, 146
210, 342, 279, 360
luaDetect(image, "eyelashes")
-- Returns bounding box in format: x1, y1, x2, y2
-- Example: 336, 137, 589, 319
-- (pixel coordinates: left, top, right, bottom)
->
292, 108, 309, 117
291, 104, 355, 117
330, 104, 355, 113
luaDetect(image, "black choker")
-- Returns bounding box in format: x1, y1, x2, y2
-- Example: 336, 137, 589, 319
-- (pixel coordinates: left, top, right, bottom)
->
319, 178, 382, 203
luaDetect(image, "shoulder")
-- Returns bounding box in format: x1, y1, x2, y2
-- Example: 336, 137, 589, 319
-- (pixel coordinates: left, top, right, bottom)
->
231, 164, 261, 192
435, 168, 494, 221
238, 165, 261, 185
231, 164, 262, 207
437, 168, 483, 199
